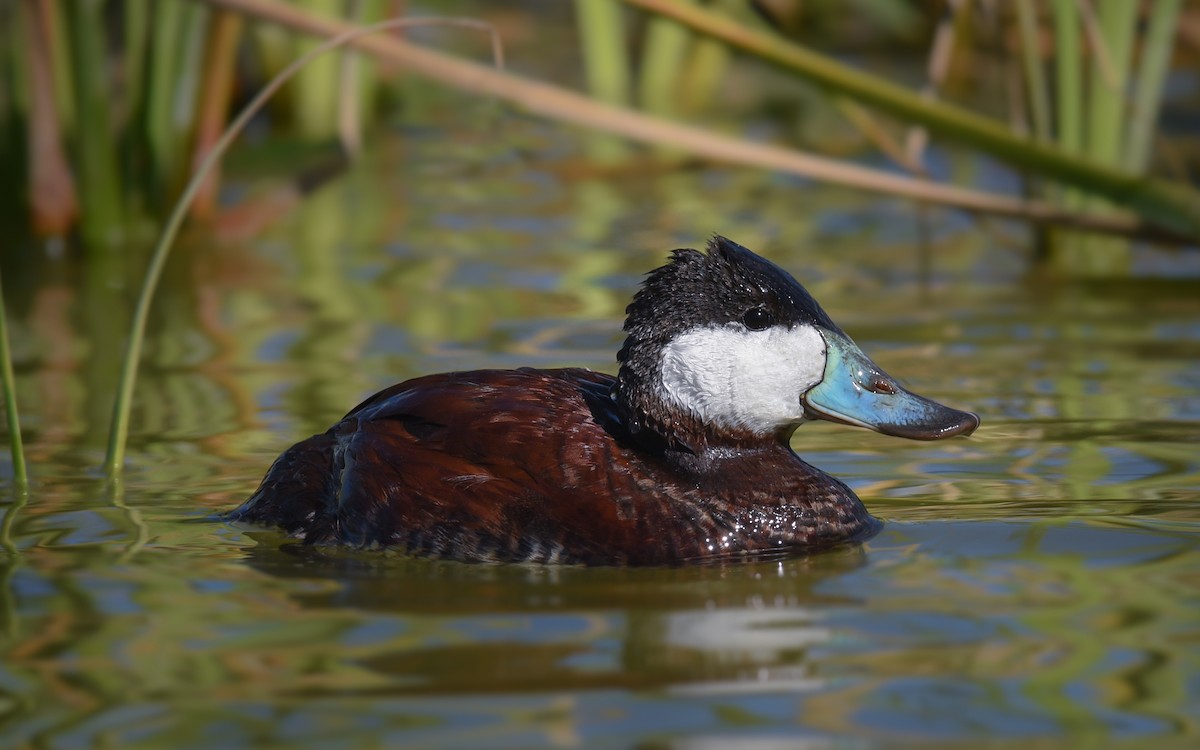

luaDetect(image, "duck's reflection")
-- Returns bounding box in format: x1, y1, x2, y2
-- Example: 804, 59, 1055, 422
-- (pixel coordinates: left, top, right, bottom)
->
236, 537, 870, 695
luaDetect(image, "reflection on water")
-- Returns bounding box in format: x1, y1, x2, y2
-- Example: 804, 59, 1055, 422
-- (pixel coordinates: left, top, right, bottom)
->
2, 113, 1199, 748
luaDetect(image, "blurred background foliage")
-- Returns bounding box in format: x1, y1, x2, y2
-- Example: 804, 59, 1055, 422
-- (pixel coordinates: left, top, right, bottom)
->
1, 0, 1197, 269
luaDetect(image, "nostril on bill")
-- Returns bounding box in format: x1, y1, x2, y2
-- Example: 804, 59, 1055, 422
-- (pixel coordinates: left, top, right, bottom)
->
868, 378, 897, 395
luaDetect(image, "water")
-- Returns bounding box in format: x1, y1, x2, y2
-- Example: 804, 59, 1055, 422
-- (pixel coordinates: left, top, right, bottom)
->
2, 112, 1199, 748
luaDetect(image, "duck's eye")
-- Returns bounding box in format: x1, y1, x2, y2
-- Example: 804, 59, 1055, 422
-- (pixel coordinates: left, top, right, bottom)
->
741, 307, 773, 331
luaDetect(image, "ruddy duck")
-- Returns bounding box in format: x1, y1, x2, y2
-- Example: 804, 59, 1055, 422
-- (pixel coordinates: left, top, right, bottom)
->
229, 237, 978, 565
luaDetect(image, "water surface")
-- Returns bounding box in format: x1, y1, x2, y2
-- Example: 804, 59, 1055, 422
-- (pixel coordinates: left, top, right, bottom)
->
2, 110, 1198, 748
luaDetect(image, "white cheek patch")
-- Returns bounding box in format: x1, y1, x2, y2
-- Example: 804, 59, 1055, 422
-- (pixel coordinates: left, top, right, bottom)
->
659, 324, 827, 435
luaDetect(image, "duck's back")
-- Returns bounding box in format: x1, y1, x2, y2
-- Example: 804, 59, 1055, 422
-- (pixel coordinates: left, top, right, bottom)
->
229, 368, 875, 564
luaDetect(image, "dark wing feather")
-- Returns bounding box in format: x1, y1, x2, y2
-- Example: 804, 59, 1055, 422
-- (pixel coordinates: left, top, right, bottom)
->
231, 368, 650, 562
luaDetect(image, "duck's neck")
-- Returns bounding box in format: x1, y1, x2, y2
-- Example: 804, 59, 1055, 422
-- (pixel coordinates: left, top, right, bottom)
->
613, 337, 789, 456
614, 334, 694, 452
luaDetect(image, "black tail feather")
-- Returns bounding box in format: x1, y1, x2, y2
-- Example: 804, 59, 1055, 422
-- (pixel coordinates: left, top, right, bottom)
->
227, 431, 340, 542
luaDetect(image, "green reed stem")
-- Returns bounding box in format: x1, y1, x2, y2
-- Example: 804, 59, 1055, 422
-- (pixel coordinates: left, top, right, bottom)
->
620, 0, 1200, 238
145, 0, 184, 191
1051, 0, 1082, 209
1015, 0, 1051, 142
1061, 0, 1140, 276
146, 1, 209, 199
45, 0, 76, 136
1124, 0, 1181, 174
62, 0, 124, 248
575, 0, 632, 106
677, 0, 737, 114
104, 16, 504, 479
1086, 0, 1138, 169
573, 0, 632, 162
679, 26, 728, 113
639, 3, 691, 117
123, 0, 149, 112
0, 267, 27, 490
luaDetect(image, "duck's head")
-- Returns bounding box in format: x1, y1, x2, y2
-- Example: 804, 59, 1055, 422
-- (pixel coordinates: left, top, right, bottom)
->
614, 236, 979, 450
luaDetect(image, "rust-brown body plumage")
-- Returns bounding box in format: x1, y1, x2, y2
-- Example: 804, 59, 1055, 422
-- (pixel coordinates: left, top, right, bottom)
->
230, 367, 877, 565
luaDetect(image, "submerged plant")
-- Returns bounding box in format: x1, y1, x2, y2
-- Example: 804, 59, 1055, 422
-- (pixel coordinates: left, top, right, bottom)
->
0, 265, 27, 491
